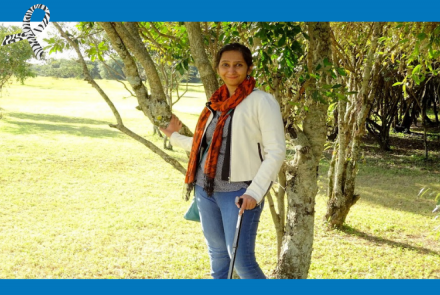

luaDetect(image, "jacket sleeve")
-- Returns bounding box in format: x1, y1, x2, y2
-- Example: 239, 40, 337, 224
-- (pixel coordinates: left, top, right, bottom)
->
244, 93, 286, 204
169, 132, 193, 152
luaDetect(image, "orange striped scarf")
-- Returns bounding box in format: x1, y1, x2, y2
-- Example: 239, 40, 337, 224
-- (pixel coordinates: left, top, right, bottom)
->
185, 76, 256, 196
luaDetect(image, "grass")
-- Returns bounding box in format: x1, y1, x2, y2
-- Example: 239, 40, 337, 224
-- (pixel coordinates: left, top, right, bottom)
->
1, 76, 439, 278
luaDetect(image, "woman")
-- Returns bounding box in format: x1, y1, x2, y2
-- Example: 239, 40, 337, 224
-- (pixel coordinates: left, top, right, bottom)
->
160, 43, 285, 279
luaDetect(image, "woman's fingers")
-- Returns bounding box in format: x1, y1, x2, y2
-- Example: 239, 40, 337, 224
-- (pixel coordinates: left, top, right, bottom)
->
158, 114, 181, 138
236, 195, 257, 215
170, 115, 183, 129
172, 114, 181, 122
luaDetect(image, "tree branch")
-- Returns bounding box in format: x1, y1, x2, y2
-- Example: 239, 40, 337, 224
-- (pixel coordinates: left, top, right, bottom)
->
138, 26, 166, 53
54, 21, 187, 175
149, 22, 177, 40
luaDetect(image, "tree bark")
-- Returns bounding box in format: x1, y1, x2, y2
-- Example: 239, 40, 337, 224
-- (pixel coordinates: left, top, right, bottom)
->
276, 22, 332, 279
184, 22, 219, 99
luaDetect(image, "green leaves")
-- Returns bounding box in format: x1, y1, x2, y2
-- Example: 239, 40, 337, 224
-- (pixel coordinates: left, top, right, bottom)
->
84, 41, 108, 62
336, 67, 347, 76
249, 22, 305, 80
412, 64, 422, 75
410, 64, 425, 85
175, 58, 189, 75
399, 38, 409, 44
175, 62, 184, 75
44, 36, 68, 55
416, 33, 427, 41
278, 35, 286, 47
0, 24, 35, 88
323, 58, 332, 67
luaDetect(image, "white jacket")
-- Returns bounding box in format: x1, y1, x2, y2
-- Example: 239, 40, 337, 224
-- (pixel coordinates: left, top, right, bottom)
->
170, 89, 286, 204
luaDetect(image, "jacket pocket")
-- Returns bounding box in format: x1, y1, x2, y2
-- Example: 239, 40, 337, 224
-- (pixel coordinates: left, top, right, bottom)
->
257, 143, 264, 162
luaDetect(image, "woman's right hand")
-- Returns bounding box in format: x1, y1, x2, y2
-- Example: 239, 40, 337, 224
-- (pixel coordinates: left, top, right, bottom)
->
159, 114, 182, 138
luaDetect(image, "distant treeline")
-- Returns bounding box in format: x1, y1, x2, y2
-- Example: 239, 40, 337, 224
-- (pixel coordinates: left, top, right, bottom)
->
31, 58, 201, 83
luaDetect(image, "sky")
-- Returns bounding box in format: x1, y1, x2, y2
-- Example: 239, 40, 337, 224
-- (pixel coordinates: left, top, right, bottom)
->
0, 21, 78, 62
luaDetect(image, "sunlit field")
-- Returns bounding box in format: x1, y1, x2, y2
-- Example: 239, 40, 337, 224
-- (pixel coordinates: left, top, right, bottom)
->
1, 77, 439, 278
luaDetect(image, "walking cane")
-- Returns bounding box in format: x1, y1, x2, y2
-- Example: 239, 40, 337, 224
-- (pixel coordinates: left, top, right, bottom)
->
228, 197, 244, 279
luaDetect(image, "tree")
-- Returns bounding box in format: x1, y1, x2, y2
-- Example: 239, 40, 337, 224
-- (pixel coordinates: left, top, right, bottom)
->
0, 25, 35, 92
325, 22, 440, 228
324, 22, 383, 228
31, 58, 102, 79
392, 22, 440, 159
0, 24, 35, 119
275, 22, 333, 279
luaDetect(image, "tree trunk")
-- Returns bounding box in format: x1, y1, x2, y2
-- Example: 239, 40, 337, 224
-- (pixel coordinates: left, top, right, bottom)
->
411, 106, 419, 127
422, 86, 429, 159
366, 118, 391, 151
184, 22, 219, 99
276, 22, 332, 279
433, 95, 439, 124
380, 124, 391, 151
400, 100, 414, 132
324, 22, 383, 228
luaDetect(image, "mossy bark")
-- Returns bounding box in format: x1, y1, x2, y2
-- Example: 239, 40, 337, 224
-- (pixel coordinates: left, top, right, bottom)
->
276, 22, 332, 279
184, 22, 219, 100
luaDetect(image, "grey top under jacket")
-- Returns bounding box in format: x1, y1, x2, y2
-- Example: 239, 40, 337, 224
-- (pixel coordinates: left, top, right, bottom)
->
195, 111, 249, 192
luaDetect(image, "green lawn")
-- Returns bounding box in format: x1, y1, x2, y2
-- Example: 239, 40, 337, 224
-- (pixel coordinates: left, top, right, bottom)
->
1, 77, 439, 278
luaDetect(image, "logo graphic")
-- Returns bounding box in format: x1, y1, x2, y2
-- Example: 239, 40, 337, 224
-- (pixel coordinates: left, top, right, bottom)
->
1, 4, 50, 60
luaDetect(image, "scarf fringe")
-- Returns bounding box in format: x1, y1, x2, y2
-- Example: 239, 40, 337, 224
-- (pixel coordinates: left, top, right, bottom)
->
204, 175, 215, 197
183, 182, 195, 201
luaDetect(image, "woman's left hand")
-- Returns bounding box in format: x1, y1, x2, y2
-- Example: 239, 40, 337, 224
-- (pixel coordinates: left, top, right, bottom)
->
236, 194, 257, 215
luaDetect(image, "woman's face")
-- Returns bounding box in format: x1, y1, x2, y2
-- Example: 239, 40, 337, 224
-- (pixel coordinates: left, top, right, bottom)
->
217, 50, 253, 93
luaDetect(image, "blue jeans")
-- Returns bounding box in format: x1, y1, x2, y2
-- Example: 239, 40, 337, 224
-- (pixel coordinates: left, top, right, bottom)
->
195, 185, 266, 279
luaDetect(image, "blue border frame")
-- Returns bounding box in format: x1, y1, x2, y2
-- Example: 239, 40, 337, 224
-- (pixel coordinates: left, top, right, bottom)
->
0, 0, 439, 21
0, 279, 437, 294
1, 0, 438, 294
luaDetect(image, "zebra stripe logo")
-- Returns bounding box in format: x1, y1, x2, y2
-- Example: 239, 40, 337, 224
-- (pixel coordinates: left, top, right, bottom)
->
1, 4, 50, 60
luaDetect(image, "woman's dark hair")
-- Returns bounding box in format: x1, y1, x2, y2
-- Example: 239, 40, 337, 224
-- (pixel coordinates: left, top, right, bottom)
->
215, 43, 253, 68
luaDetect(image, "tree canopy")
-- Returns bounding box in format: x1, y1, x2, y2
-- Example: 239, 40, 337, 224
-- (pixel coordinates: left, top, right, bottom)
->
0, 25, 35, 91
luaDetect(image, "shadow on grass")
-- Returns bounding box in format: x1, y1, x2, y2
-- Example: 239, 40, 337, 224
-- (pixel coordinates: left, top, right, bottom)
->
318, 133, 440, 216
3, 112, 120, 138
362, 134, 440, 169
8, 112, 110, 125
357, 187, 435, 217
356, 137, 440, 215
341, 225, 440, 256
